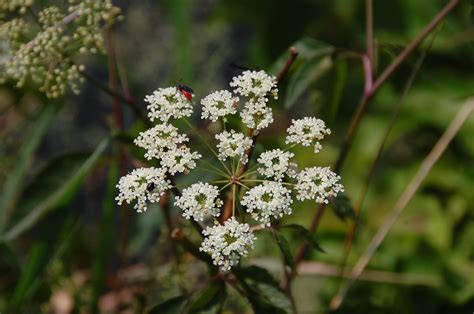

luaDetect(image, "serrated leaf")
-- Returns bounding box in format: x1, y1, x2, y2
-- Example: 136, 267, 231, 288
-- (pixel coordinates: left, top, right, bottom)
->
330, 193, 356, 222
148, 295, 187, 314
0, 138, 111, 241
282, 224, 325, 253
0, 104, 57, 231
240, 282, 289, 314
274, 231, 296, 272
236, 265, 280, 288
188, 281, 226, 313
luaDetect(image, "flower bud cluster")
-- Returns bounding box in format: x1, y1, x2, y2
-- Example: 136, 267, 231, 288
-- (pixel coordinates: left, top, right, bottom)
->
0, 0, 121, 97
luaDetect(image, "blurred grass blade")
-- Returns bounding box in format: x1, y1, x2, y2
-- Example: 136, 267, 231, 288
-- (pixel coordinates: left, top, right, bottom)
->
10, 242, 47, 306
329, 59, 348, 123
90, 161, 119, 313
1, 137, 111, 241
0, 104, 57, 231
167, 0, 192, 82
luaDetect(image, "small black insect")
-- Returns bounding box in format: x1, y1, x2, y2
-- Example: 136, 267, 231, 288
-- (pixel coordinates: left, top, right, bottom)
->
146, 182, 155, 192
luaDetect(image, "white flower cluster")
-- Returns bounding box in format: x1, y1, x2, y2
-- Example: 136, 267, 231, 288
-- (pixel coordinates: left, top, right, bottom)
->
295, 167, 344, 204
116, 167, 170, 213
286, 117, 331, 153
134, 123, 189, 160
215, 130, 253, 165
145, 87, 193, 122
199, 217, 255, 271
241, 181, 292, 227
230, 70, 278, 135
175, 182, 223, 221
0, 1, 121, 98
230, 70, 278, 100
257, 149, 294, 181
116, 69, 344, 272
201, 90, 238, 122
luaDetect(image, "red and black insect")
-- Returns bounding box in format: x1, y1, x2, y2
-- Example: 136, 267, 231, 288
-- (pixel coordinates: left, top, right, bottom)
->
177, 83, 194, 101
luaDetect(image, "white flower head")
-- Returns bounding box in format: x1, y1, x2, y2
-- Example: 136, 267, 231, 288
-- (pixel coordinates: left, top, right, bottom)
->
201, 90, 238, 122
175, 182, 223, 221
134, 123, 188, 160
145, 87, 193, 122
240, 100, 274, 134
215, 129, 253, 165
285, 117, 331, 153
295, 166, 344, 204
230, 70, 278, 100
116, 167, 170, 213
241, 181, 292, 227
160, 145, 201, 175
200, 217, 256, 271
257, 149, 294, 181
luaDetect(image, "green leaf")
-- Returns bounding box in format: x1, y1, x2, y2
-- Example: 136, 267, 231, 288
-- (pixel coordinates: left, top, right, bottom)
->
236, 265, 280, 288
282, 224, 325, 253
242, 283, 289, 314
188, 281, 226, 313
0, 137, 111, 241
270, 38, 334, 74
330, 193, 356, 222
247, 295, 287, 314
0, 104, 57, 231
284, 54, 333, 108
148, 295, 187, 314
274, 230, 296, 272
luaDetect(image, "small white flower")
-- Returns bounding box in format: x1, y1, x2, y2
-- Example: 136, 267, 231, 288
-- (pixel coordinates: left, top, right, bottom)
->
241, 181, 292, 227
175, 182, 223, 221
257, 149, 294, 181
199, 217, 256, 271
201, 90, 238, 122
240, 100, 273, 134
215, 129, 253, 165
116, 167, 170, 213
285, 117, 331, 153
230, 70, 278, 100
295, 166, 344, 204
134, 123, 188, 160
160, 146, 201, 175
145, 87, 193, 122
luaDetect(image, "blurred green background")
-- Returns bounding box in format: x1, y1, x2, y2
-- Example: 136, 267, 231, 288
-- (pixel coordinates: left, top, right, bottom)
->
0, 0, 473, 313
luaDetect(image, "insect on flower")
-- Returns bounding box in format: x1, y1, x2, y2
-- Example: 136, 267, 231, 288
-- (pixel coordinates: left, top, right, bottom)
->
177, 83, 194, 101
146, 182, 155, 192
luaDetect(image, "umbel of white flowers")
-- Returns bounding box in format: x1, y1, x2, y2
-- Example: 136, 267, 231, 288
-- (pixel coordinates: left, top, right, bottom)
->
116, 70, 344, 271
